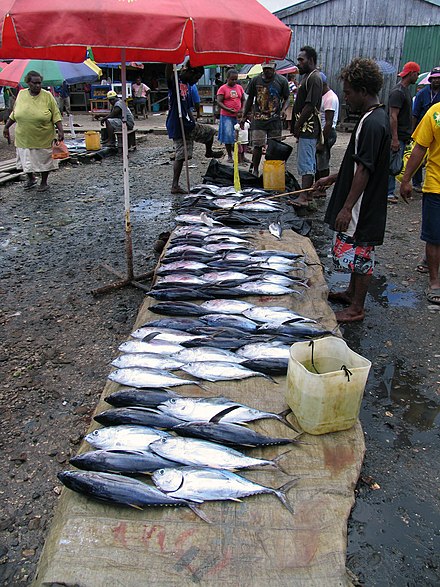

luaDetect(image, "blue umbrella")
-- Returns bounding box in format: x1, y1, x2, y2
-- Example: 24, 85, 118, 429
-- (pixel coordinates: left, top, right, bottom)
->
375, 60, 396, 75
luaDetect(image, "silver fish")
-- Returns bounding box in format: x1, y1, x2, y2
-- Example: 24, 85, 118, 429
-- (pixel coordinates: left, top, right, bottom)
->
156, 261, 208, 274
243, 306, 316, 325
205, 242, 248, 252
152, 467, 296, 513
175, 347, 244, 363
156, 274, 207, 285
236, 342, 291, 360
200, 299, 254, 314
202, 271, 250, 283
235, 282, 297, 296
70, 449, 179, 474
130, 326, 205, 344
179, 361, 273, 382
108, 367, 201, 389
85, 425, 171, 450
111, 353, 184, 371
261, 274, 309, 288
159, 396, 290, 426
175, 212, 221, 226
269, 222, 282, 240
150, 437, 288, 471
166, 245, 215, 256
119, 340, 184, 355
205, 235, 249, 244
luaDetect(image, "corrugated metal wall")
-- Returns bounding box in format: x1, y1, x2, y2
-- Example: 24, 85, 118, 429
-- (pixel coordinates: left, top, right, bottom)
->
401, 26, 440, 73
276, 0, 440, 110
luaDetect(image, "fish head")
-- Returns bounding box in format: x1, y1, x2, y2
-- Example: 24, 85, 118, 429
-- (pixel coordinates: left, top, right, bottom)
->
161, 397, 196, 418
85, 428, 109, 447
152, 468, 184, 492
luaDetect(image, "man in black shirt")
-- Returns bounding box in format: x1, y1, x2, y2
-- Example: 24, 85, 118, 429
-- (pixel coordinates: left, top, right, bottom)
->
387, 61, 420, 202
291, 46, 322, 206
313, 58, 391, 323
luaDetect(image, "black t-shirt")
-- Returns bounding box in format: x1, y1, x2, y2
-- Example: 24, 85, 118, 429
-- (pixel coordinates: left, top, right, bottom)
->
246, 73, 289, 122
292, 70, 323, 138
388, 82, 412, 142
324, 106, 391, 246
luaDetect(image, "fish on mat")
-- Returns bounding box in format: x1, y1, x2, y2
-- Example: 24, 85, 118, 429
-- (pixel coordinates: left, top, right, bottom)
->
108, 367, 202, 389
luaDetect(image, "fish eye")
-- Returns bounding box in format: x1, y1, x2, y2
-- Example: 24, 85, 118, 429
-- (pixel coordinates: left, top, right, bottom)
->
92, 430, 99, 435
169, 399, 177, 404
158, 469, 165, 475
160, 437, 167, 443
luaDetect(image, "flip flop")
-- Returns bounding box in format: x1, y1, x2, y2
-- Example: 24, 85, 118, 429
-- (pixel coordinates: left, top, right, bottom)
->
425, 287, 440, 305
416, 263, 429, 274
37, 185, 50, 192
24, 179, 37, 190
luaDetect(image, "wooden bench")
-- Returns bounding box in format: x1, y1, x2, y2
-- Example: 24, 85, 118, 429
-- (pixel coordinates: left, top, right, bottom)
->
115, 129, 137, 153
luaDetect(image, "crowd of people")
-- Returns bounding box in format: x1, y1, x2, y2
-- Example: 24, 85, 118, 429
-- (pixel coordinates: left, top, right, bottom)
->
2, 52, 439, 316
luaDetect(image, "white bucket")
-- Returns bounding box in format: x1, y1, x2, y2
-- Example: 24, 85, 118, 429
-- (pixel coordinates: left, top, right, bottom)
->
286, 336, 371, 435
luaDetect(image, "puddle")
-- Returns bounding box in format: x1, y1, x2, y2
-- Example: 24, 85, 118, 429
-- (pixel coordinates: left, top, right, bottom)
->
325, 270, 419, 308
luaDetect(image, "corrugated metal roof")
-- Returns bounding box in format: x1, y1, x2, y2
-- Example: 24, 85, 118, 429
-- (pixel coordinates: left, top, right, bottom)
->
275, 0, 440, 15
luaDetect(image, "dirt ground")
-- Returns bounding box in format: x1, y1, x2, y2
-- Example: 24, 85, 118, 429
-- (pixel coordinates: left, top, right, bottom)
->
0, 129, 439, 586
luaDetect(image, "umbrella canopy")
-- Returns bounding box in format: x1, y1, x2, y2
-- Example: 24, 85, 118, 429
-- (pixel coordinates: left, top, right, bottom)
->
374, 60, 396, 75
416, 72, 430, 86
0, 0, 292, 65
0, 58, 101, 87
238, 58, 298, 79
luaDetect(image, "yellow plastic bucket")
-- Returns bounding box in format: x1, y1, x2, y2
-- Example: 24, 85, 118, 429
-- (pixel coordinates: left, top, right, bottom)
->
84, 131, 101, 151
263, 159, 285, 191
286, 337, 371, 435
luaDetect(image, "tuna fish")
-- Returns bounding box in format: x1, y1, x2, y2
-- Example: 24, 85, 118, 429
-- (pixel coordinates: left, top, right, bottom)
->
85, 425, 171, 450
70, 449, 179, 474
108, 367, 202, 389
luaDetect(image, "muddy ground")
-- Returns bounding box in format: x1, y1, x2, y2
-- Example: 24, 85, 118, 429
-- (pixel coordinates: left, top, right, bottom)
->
0, 131, 439, 586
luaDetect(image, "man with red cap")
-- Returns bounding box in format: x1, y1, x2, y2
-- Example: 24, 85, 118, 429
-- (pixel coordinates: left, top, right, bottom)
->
387, 61, 420, 203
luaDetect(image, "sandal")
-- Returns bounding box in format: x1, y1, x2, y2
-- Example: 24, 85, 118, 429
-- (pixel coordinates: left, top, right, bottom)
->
37, 184, 50, 192
24, 179, 37, 190
416, 262, 429, 274
425, 287, 440, 305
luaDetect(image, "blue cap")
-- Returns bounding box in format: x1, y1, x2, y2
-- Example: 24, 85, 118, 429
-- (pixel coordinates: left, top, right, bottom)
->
320, 72, 327, 83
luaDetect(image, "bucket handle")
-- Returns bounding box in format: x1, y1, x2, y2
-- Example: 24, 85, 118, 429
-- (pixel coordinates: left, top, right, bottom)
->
308, 340, 353, 380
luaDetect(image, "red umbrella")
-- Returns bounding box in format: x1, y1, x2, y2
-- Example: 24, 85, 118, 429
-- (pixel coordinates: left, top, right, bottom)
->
0, 0, 291, 64
0, 0, 292, 290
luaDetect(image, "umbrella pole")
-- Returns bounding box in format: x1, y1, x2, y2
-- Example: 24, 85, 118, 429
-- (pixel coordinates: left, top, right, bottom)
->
92, 50, 151, 296
173, 65, 191, 194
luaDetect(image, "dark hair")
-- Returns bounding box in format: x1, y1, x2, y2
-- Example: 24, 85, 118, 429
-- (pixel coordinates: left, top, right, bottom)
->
340, 58, 383, 95
226, 68, 238, 79
186, 64, 204, 77
300, 46, 317, 64
25, 70, 43, 84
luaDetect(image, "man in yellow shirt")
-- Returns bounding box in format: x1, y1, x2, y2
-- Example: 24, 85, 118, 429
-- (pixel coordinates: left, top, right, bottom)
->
400, 103, 440, 304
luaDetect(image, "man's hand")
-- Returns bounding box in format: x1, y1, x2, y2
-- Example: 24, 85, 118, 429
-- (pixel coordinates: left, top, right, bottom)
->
391, 139, 400, 152
399, 179, 412, 203
312, 175, 336, 195
293, 121, 300, 138
335, 207, 352, 233
280, 110, 287, 120
3, 127, 10, 140
316, 142, 324, 152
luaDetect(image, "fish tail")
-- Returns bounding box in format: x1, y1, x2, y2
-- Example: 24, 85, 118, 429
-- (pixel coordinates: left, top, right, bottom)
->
256, 371, 278, 384
275, 479, 298, 514
272, 449, 291, 475
276, 409, 301, 432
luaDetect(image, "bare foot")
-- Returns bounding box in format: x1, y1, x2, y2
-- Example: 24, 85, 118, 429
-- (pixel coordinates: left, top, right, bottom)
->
335, 307, 365, 323
170, 186, 187, 194
290, 195, 309, 208
328, 290, 352, 305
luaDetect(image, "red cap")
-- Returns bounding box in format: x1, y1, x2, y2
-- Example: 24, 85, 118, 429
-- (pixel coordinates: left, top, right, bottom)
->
398, 62, 420, 77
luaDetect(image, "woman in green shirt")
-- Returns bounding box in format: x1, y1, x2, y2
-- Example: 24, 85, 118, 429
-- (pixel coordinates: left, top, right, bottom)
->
3, 71, 64, 192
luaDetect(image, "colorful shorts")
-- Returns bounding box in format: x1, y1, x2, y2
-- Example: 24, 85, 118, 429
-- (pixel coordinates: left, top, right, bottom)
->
332, 232, 375, 275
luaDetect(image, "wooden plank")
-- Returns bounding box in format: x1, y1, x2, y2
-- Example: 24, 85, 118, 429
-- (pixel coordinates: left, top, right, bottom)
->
34, 229, 364, 587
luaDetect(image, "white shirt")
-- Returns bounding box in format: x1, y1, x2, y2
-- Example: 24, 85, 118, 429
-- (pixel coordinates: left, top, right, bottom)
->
320, 89, 339, 129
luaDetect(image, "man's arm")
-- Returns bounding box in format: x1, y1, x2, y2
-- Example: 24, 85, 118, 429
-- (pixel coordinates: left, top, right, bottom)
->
334, 163, 370, 233
400, 142, 427, 202
389, 106, 401, 151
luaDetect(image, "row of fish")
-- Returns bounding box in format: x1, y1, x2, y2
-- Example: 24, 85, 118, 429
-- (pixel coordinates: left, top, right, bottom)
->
60, 389, 302, 520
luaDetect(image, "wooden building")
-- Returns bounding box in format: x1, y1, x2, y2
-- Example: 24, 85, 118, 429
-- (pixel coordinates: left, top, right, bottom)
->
275, 0, 440, 107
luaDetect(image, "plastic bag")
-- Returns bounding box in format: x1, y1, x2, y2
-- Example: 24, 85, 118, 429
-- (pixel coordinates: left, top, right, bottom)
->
389, 148, 403, 176
52, 140, 69, 160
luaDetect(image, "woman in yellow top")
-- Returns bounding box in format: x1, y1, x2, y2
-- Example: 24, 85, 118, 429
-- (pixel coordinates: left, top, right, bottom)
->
3, 71, 64, 192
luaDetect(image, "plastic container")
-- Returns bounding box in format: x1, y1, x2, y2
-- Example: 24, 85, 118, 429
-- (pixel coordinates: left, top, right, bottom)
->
152, 103, 160, 113
286, 337, 371, 435
265, 139, 293, 161
263, 160, 285, 191
84, 130, 101, 151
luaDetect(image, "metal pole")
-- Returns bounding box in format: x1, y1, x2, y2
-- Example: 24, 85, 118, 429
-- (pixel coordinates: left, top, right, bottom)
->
120, 48, 134, 280
173, 64, 191, 194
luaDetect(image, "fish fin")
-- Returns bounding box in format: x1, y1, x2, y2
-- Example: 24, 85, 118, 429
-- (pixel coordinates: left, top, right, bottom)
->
188, 504, 212, 524
276, 408, 301, 432
228, 498, 243, 502
209, 405, 240, 423
141, 332, 160, 342
272, 450, 291, 475
129, 503, 144, 510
